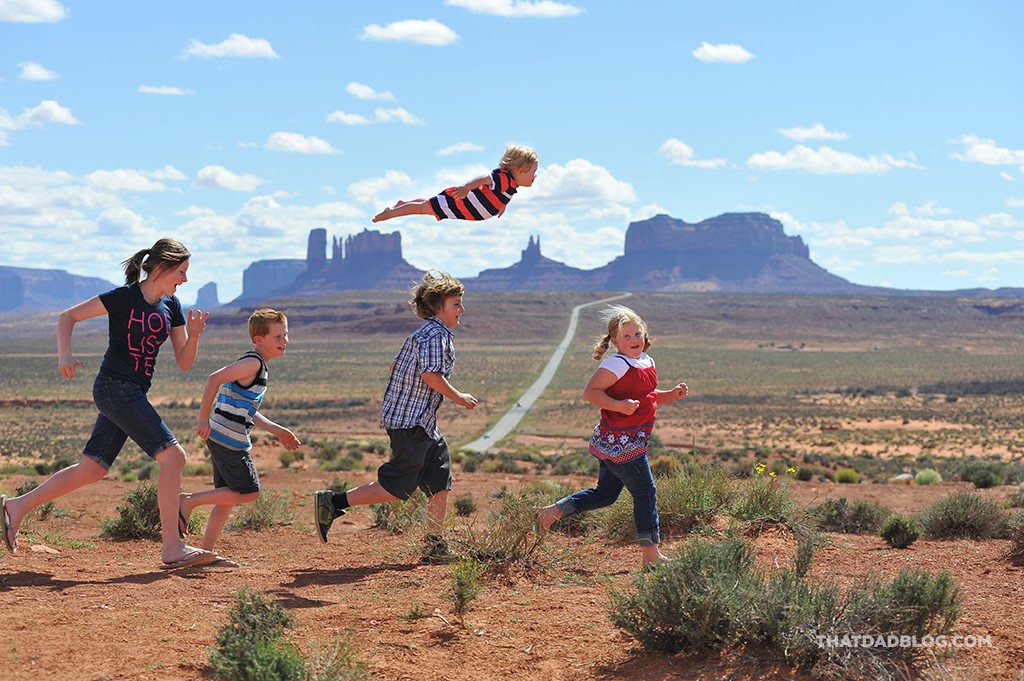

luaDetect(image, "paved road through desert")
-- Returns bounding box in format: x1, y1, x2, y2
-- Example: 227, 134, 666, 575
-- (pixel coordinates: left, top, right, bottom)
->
461, 292, 632, 452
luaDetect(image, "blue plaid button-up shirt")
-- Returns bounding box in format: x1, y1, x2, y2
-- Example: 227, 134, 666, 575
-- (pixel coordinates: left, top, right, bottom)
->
379, 317, 455, 438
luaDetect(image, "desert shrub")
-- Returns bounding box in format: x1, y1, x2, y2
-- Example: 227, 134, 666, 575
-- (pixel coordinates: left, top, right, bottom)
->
451, 492, 536, 563
880, 514, 922, 549
919, 490, 1009, 540
209, 589, 303, 680
228, 491, 294, 531
1009, 510, 1024, 563
304, 632, 371, 681
209, 589, 369, 681
453, 494, 477, 516
372, 489, 427, 533
602, 465, 734, 541
100, 482, 161, 540
812, 497, 890, 534
914, 468, 942, 485
649, 454, 682, 478
835, 468, 860, 484
606, 536, 958, 675
795, 467, 814, 482
449, 556, 484, 625
1008, 485, 1024, 509
959, 460, 1005, 489
608, 537, 960, 678
327, 477, 353, 494
550, 453, 599, 476
279, 450, 296, 468
730, 473, 799, 525
609, 537, 761, 652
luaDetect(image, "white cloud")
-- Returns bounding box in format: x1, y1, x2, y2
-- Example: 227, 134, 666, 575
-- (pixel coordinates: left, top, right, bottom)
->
326, 111, 371, 125
438, 142, 485, 156
445, 0, 584, 18
692, 41, 754, 64
374, 107, 425, 125
658, 138, 727, 169
359, 19, 458, 46
96, 206, 150, 236
1007, 197, 1024, 208
747, 145, 918, 174
950, 134, 1024, 172
85, 168, 177, 193
138, 84, 194, 96
0, 0, 66, 23
196, 165, 266, 192
151, 165, 187, 181
530, 158, 636, 205
17, 61, 58, 80
1002, 172, 1016, 181
265, 132, 339, 154
348, 170, 416, 205
346, 82, 394, 101
777, 123, 849, 142
181, 33, 279, 59
0, 100, 80, 135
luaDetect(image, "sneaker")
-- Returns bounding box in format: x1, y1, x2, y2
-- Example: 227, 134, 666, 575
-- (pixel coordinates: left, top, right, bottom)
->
314, 490, 339, 543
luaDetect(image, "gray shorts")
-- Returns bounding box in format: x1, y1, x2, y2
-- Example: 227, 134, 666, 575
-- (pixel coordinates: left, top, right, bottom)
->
378, 427, 452, 500
206, 439, 261, 495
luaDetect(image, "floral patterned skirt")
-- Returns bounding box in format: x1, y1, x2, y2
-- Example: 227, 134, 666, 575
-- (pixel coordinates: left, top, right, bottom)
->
588, 420, 654, 464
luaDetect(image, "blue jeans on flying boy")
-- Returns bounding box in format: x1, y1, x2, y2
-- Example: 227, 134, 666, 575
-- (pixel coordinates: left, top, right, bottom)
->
555, 455, 660, 546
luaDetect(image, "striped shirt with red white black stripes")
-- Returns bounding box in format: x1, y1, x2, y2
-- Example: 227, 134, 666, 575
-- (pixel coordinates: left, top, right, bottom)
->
428, 168, 518, 221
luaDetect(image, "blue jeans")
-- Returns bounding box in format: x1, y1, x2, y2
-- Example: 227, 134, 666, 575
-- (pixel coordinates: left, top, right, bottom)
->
557, 456, 660, 546
83, 375, 178, 470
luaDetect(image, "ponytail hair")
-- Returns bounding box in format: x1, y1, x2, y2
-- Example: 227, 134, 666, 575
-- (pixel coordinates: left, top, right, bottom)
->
121, 238, 190, 285
592, 304, 651, 360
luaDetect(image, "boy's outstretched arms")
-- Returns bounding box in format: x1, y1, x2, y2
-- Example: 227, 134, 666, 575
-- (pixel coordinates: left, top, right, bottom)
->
421, 371, 478, 409
254, 412, 301, 450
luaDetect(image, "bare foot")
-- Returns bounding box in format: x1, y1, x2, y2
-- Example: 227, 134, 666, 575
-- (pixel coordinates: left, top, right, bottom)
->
641, 547, 671, 569
536, 504, 563, 537
3, 495, 25, 552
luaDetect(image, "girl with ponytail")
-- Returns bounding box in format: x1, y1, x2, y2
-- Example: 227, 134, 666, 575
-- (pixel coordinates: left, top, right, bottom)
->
1, 238, 218, 569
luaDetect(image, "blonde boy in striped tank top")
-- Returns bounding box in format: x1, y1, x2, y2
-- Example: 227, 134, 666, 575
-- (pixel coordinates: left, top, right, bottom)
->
183, 308, 301, 563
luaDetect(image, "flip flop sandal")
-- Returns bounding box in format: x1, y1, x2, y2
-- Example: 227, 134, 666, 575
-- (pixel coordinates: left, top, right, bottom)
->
159, 549, 217, 570
1, 495, 15, 552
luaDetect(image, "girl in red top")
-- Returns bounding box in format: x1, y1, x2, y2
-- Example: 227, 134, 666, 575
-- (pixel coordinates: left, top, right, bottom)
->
537, 305, 688, 569
371, 144, 537, 223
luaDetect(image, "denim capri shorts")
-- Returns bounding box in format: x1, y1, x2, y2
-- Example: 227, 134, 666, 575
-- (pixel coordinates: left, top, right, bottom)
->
83, 374, 178, 470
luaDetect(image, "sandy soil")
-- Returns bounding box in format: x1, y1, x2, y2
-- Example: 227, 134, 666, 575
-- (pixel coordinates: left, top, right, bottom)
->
1, 444, 1022, 681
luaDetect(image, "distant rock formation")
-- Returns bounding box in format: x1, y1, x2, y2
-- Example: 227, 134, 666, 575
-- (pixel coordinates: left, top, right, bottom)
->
469, 213, 868, 294
195, 282, 219, 309
226, 212, 1022, 302
232, 228, 424, 303
0, 266, 114, 312
586, 213, 866, 293
470, 236, 593, 291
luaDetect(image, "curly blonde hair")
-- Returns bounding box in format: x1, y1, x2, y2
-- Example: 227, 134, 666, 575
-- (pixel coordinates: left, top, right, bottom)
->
410, 270, 465, 320
593, 304, 651, 360
499, 144, 537, 171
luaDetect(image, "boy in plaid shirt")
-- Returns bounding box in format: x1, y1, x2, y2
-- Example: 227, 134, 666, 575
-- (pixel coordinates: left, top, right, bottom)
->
313, 271, 477, 558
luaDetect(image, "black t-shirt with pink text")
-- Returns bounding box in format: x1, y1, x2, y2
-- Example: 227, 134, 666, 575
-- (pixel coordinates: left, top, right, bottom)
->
98, 284, 185, 391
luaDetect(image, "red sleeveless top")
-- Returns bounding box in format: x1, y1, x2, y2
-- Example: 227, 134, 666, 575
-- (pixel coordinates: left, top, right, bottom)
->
588, 355, 659, 463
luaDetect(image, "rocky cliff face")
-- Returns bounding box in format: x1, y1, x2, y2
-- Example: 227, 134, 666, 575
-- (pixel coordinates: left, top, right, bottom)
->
230, 212, 875, 303
0, 266, 114, 312
195, 282, 219, 309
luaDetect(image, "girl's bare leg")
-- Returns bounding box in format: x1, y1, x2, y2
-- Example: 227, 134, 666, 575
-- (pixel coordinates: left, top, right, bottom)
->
155, 444, 209, 563
641, 544, 670, 568
4, 456, 107, 551
372, 199, 433, 222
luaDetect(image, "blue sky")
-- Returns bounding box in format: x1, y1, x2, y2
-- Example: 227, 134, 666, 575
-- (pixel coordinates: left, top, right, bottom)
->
2, 0, 1022, 304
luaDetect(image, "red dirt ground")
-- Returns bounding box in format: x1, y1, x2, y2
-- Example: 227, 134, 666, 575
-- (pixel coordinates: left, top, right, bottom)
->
1, 445, 1022, 681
